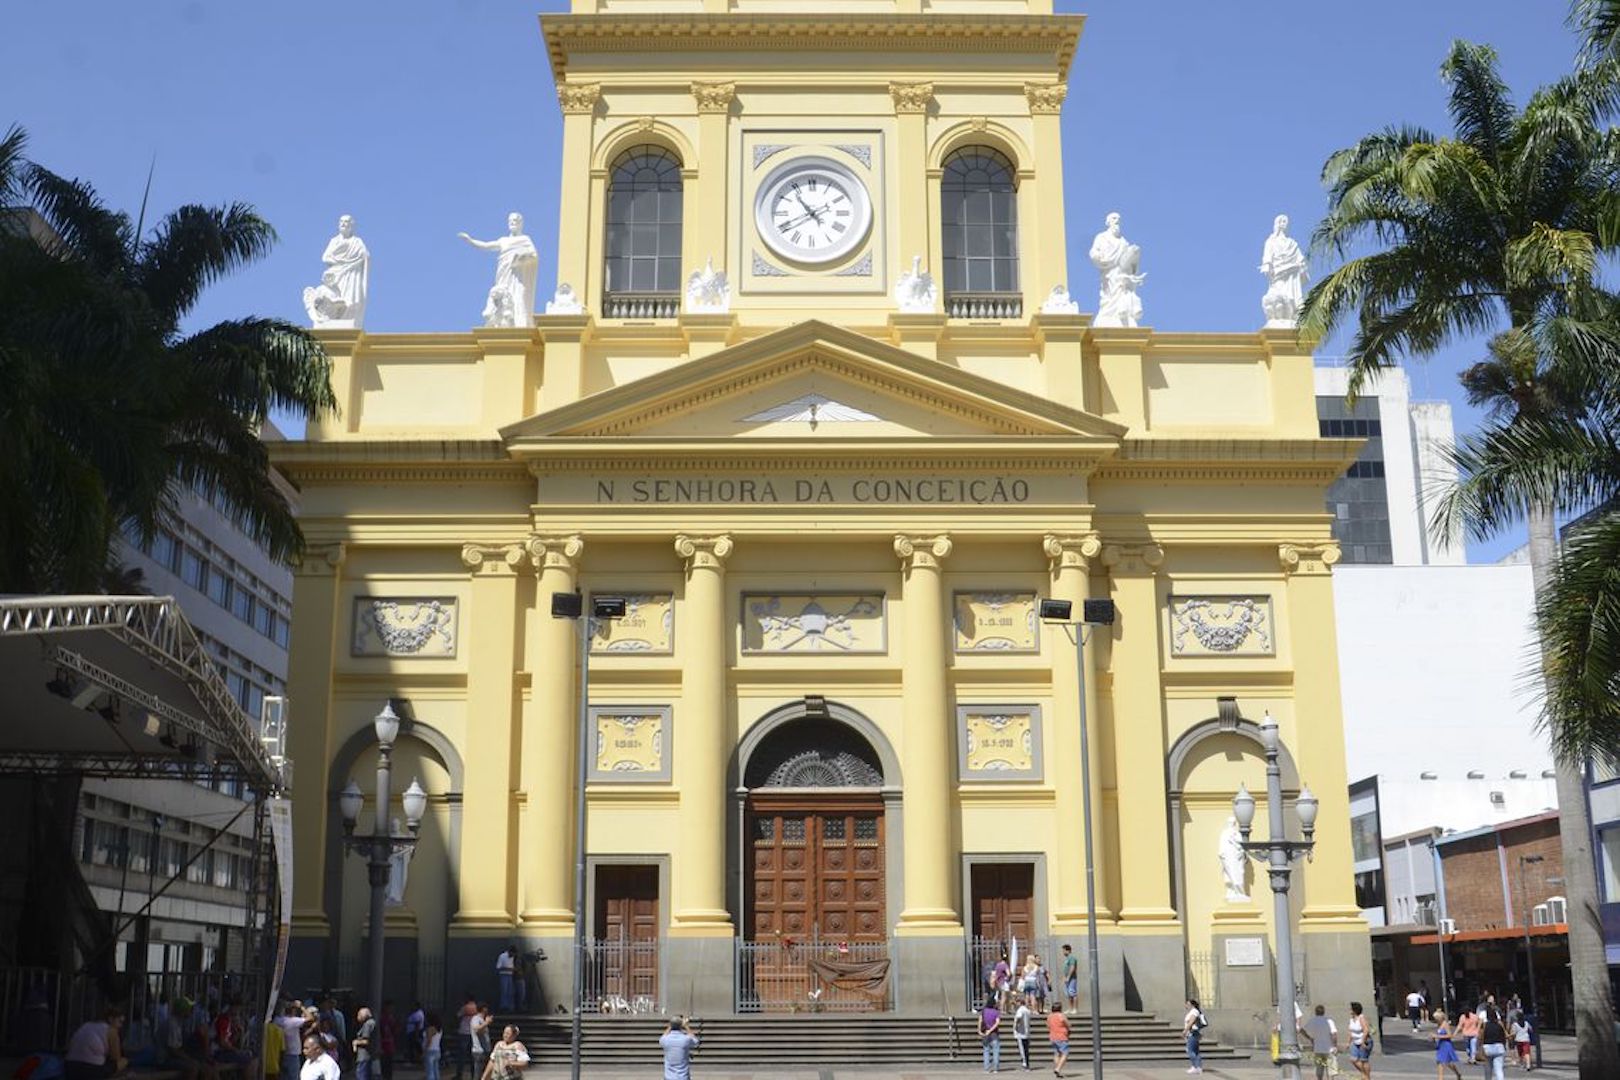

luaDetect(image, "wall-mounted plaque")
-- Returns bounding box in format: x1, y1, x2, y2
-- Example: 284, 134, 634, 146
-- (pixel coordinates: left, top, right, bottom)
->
590, 592, 674, 654
1223, 936, 1265, 967
957, 704, 1043, 782
351, 597, 457, 658
742, 593, 886, 653
1169, 596, 1275, 657
589, 706, 671, 782
953, 591, 1038, 653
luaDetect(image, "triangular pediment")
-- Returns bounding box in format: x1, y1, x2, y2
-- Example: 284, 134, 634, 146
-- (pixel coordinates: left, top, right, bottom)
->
500, 320, 1125, 444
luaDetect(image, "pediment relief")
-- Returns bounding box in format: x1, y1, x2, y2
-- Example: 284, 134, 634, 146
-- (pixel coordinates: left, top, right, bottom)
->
501, 320, 1124, 444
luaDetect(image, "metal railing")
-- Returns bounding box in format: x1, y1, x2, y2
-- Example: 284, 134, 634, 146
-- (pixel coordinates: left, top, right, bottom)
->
0, 965, 257, 1054
737, 935, 891, 1013
1187, 950, 1220, 1008
603, 293, 679, 319
946, 293, 1022, 319
964, 936, 1082, 1011
580, 941, 661, 1014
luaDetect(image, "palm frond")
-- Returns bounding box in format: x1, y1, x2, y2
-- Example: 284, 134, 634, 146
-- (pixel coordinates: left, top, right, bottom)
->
1537, 505, 1620, 764
0, 124, 27, 207
1440, 40, 1517, 166
137, 203, 277, 327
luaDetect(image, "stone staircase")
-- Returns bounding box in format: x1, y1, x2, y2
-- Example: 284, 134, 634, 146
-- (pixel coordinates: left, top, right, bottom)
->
495, 1013, 1246, 1067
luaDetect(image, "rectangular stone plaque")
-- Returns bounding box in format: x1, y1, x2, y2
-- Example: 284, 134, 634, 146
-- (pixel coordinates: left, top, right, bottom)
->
1169, 595, 1275, 657
1224, 936, 1265, 967
590, 592, 673, 654
957, 704, 1042, 782
351, 597, 457, 658
742, 593, 886, 653
953, 591, 1038, 653
589, 706, 671, 782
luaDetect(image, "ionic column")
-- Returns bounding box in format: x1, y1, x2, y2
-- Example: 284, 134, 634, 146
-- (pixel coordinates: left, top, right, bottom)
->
454, 543, 526, 928
286, 542, 347, 938
671, 534, 734, 932
894, 533, 961, 932
1278, 542, 1363, 923
688, 82, 735, 283
1102, 541, 1177, 925
889, 83, 935, 278
1043, 533, 1111, 928
519, 534, 584, 930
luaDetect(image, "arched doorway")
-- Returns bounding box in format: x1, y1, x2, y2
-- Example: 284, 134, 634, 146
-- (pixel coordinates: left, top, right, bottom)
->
734, 704, 897, 1010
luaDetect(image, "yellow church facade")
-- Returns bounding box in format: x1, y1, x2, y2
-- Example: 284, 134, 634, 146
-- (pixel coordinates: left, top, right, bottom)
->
273, 0, 1373, 1023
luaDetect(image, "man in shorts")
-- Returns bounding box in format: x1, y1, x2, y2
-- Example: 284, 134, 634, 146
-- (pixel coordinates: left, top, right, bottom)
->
1060, 946, 1078, 1014
1047, 1004, 1069, 1077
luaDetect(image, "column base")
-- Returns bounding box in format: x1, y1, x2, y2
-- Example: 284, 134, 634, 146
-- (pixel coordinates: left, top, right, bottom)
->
1302, 905, 1367, 925
451, 911, 517, 932
664, 934, 736, 1016
895, 908, 963, 935
669, 910, 734, 936
1116, 906, 1180, 927
1052, 905, 1117, 929
291, 910, 330, 936
1212, 905, 1267, 927
518, 908, 576, 933
892, 935, 968, 1014
1113, 931, 1185, 1016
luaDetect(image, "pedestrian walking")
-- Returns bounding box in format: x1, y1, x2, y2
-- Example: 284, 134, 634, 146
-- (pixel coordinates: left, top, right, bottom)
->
978, 996, 1002, 1074
1430, 1011, 1462, 1080
351, 1007, 377, 1080
1046, 1004, 1069, 1078
1182, 998, 1206, 1075
298, 1036, 339, 1080
1013, 1000, 1032, 1070
453, 996, 476, 1080
1457, 1007, 1481, 1064
423, 1016, 442, 1080
1347, 1001, 1372, 1079
1479, 1005, 1508, 1080
470, 1004, 493, 1080
659, 1016, 700, 1080
1407, 988, 1425, 1031
1298, 1004, 1338, 1080
479, 1026, 528, 1080
1510, 1014, 1531, 1071
1059, 945, 1078, 1014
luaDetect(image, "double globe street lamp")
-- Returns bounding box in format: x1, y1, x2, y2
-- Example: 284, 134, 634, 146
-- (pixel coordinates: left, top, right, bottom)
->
338, 702, 429, 1016
1230, 711, 1318, 1080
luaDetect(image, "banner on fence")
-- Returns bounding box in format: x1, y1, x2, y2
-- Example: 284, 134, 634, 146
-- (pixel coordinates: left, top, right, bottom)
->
264, 796, 295, 1025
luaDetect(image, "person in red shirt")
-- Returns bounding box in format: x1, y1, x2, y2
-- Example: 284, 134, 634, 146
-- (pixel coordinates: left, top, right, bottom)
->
1047, 1004, 1070, 1077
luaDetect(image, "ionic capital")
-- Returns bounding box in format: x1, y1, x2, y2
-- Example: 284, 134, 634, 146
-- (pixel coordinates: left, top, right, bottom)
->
460, 543, 526, 575
888, 82, 934, 114
296, 542, 347, 577
1278, 542, 1341, 577
1024, 82, 1069, 114
675, 533, 733, 572
1101, 541, 1166, 576
894, 533, 953, 572
525, 534, 585, 573
556, 82, 602, 115
1043, 533, 1103, 574
690, 81, 736, 113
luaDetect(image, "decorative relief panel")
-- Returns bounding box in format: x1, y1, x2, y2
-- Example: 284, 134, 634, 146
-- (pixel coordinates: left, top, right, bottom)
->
590, 706, 671, 782
742, 593, 885, 653
1168, 595, 1275, 657
957, 704, 1042, 781
953, 591, 1038, 653
590, 592, 674, 654
351, 597, 457, 658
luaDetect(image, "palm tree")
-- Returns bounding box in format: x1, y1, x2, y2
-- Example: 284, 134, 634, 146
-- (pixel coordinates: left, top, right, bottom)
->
1298, 43, 1620, 1077
0, 124, 334, 593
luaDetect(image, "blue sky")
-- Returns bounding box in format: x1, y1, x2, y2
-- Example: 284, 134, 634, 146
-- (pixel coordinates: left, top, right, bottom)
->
3, 1, 1587, 560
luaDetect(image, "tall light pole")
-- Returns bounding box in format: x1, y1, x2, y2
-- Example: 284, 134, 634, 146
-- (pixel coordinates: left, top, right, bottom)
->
1039, 595, 1115, 1080
551, 593, 625, 1080
1517, 853, 1546, 1066
338, 702, 429, 1015
1230, 711, 1318, 1080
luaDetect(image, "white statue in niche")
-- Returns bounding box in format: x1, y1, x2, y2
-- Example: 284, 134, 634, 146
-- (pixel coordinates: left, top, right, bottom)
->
302, 214, 369, 329
1089, 211, 1145, 327
1040, 283, 1079, 315
459, 212, 540, 328
385, 816, 412, 906
893, 255, 937, 314
545, 283, 584, 315
684, 257, 732, 314
1219, 816, 1249, 903
1260, 213, 1309, 328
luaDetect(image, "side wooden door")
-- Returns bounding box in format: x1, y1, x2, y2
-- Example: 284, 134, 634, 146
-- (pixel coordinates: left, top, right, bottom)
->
595, 865, 659, 1006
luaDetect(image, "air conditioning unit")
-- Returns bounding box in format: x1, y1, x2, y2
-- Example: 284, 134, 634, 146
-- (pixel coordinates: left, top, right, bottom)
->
1532, 903, 1550, 926
1415, 900, 1438, 926
1489, 791, 1507, 807
1547, 896, 1567, 924
1438, 918, 1457, 935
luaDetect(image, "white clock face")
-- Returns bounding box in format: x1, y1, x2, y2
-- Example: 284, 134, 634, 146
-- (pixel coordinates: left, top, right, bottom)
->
753, 156, 872, 266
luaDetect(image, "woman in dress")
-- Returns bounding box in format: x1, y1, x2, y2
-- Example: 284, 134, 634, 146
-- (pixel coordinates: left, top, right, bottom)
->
1431, 1010, 1462, 1080
479, 1026, 529, 1080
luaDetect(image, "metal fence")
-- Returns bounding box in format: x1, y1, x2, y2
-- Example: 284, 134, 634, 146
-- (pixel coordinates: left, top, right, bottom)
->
0, 965, 257, 1054
580, 941, 661, 1014
1187, 950, 1220, 1008
965, 936, 1080, 1011
736, 936, 892, 1013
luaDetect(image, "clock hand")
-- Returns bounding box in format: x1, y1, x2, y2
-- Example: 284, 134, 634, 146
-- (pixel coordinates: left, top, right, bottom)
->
793, 192, 824, 224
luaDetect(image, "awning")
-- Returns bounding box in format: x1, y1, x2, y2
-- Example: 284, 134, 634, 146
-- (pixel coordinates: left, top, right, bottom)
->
1409, 924, 1567, 946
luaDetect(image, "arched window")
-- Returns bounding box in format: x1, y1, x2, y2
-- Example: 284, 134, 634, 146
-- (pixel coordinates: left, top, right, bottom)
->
940, 147, 1019, 314
604, 145, 683, 316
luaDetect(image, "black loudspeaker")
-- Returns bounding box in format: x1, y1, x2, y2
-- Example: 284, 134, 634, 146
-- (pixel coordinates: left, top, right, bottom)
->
1083, 599, 1117, 625
551, 591, 583, 619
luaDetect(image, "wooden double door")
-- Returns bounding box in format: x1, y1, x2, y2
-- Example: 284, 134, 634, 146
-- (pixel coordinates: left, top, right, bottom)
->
594, 865, 659, 1007
746, 792, 886, 941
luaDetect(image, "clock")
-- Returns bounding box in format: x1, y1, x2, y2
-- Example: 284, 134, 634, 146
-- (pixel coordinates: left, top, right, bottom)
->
753, 155, 872, 266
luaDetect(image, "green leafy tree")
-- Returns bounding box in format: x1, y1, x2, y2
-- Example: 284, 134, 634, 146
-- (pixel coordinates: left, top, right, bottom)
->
1298, 42, 1620, 1077
0, 124, 334, 593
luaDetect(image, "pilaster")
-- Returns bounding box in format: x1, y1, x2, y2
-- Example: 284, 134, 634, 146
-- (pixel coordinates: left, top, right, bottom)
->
689, 82, 735, 289
1042, 533, 1110, 929
453, 543, 526, 929
1086, 327, 1153, 433
471, 328, 541, 429
555, 83, 601, 310
887, 313, 947, 361
287, 542, 347, 936
536, 315, 592, 413
519, 534, 585, 931
1024, 82, 1069, 317
889, 83, 934, 280
671, 534, 735, 935
1261, 329, 1320, 438
309, 331, 363, 439
1033, 314, 1091, 415
1277, 542, 1363, 925
1101, 541, 1177, 926
893, 533, 961, 934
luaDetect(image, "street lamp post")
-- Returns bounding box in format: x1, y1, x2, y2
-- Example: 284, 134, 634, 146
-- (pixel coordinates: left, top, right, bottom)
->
1230, 711, 1318, 1080
551, 593, 625, 1080
1517, 854, 1545, 1067
338, 702, 429, 1015
1039, 595, 1115, 1080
